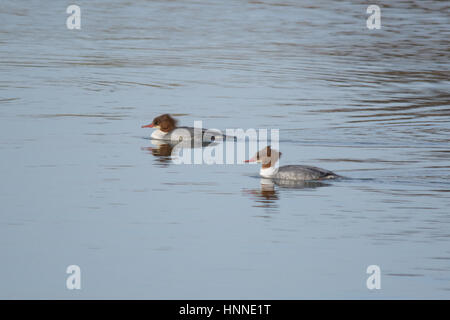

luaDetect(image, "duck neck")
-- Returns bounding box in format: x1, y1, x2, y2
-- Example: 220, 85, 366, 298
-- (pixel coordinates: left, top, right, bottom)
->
260, 160, 279, 178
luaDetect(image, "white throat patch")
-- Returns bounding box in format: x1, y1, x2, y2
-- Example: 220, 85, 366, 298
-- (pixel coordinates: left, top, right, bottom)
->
260, 166, 279, 178
151, 129, 168, 140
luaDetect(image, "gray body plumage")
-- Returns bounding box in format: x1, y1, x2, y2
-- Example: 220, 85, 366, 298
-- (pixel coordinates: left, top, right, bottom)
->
272, 165, 339, 181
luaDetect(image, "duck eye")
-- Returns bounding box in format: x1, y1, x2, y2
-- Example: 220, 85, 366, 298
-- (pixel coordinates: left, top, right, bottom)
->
154, 121, 159, 125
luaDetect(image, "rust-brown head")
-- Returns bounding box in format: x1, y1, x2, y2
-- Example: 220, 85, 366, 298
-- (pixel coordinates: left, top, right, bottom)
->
244, 146, 282, 168
141, 114, 178, 132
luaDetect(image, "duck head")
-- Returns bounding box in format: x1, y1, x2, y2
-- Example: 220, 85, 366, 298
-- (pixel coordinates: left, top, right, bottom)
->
245, 146, 282, 168
141, 114, 178, 132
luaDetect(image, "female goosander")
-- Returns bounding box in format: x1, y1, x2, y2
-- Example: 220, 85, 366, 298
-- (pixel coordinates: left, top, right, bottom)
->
245, 146, 340, 181
141, 114, 231, 142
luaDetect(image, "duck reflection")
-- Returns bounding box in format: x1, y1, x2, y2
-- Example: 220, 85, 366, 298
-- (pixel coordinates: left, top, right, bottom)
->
141, 140, 176, 165
243, 178, 330, 210
141, 139, 217, 166
243, 179, 279, 210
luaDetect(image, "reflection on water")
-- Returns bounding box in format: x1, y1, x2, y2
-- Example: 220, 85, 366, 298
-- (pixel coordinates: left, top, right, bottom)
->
243, 178, 332, 210
243, 179, 280, 210
0, 0, 449, 299
141, 138, 220, 166
142, 139, 179, 166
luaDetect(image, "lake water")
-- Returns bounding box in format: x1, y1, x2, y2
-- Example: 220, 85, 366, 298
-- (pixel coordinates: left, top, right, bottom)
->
0, 0, 449, 299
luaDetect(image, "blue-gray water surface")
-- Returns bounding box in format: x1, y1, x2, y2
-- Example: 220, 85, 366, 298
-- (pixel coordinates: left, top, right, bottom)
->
0, 0, 449, 299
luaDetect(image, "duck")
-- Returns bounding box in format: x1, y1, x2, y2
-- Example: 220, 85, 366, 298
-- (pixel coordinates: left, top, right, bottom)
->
245, 146, 340, 181
141, 114, 233, 143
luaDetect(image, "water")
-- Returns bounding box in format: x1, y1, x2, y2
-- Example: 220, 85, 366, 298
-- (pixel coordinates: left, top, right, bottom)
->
0, 0, 449, 299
